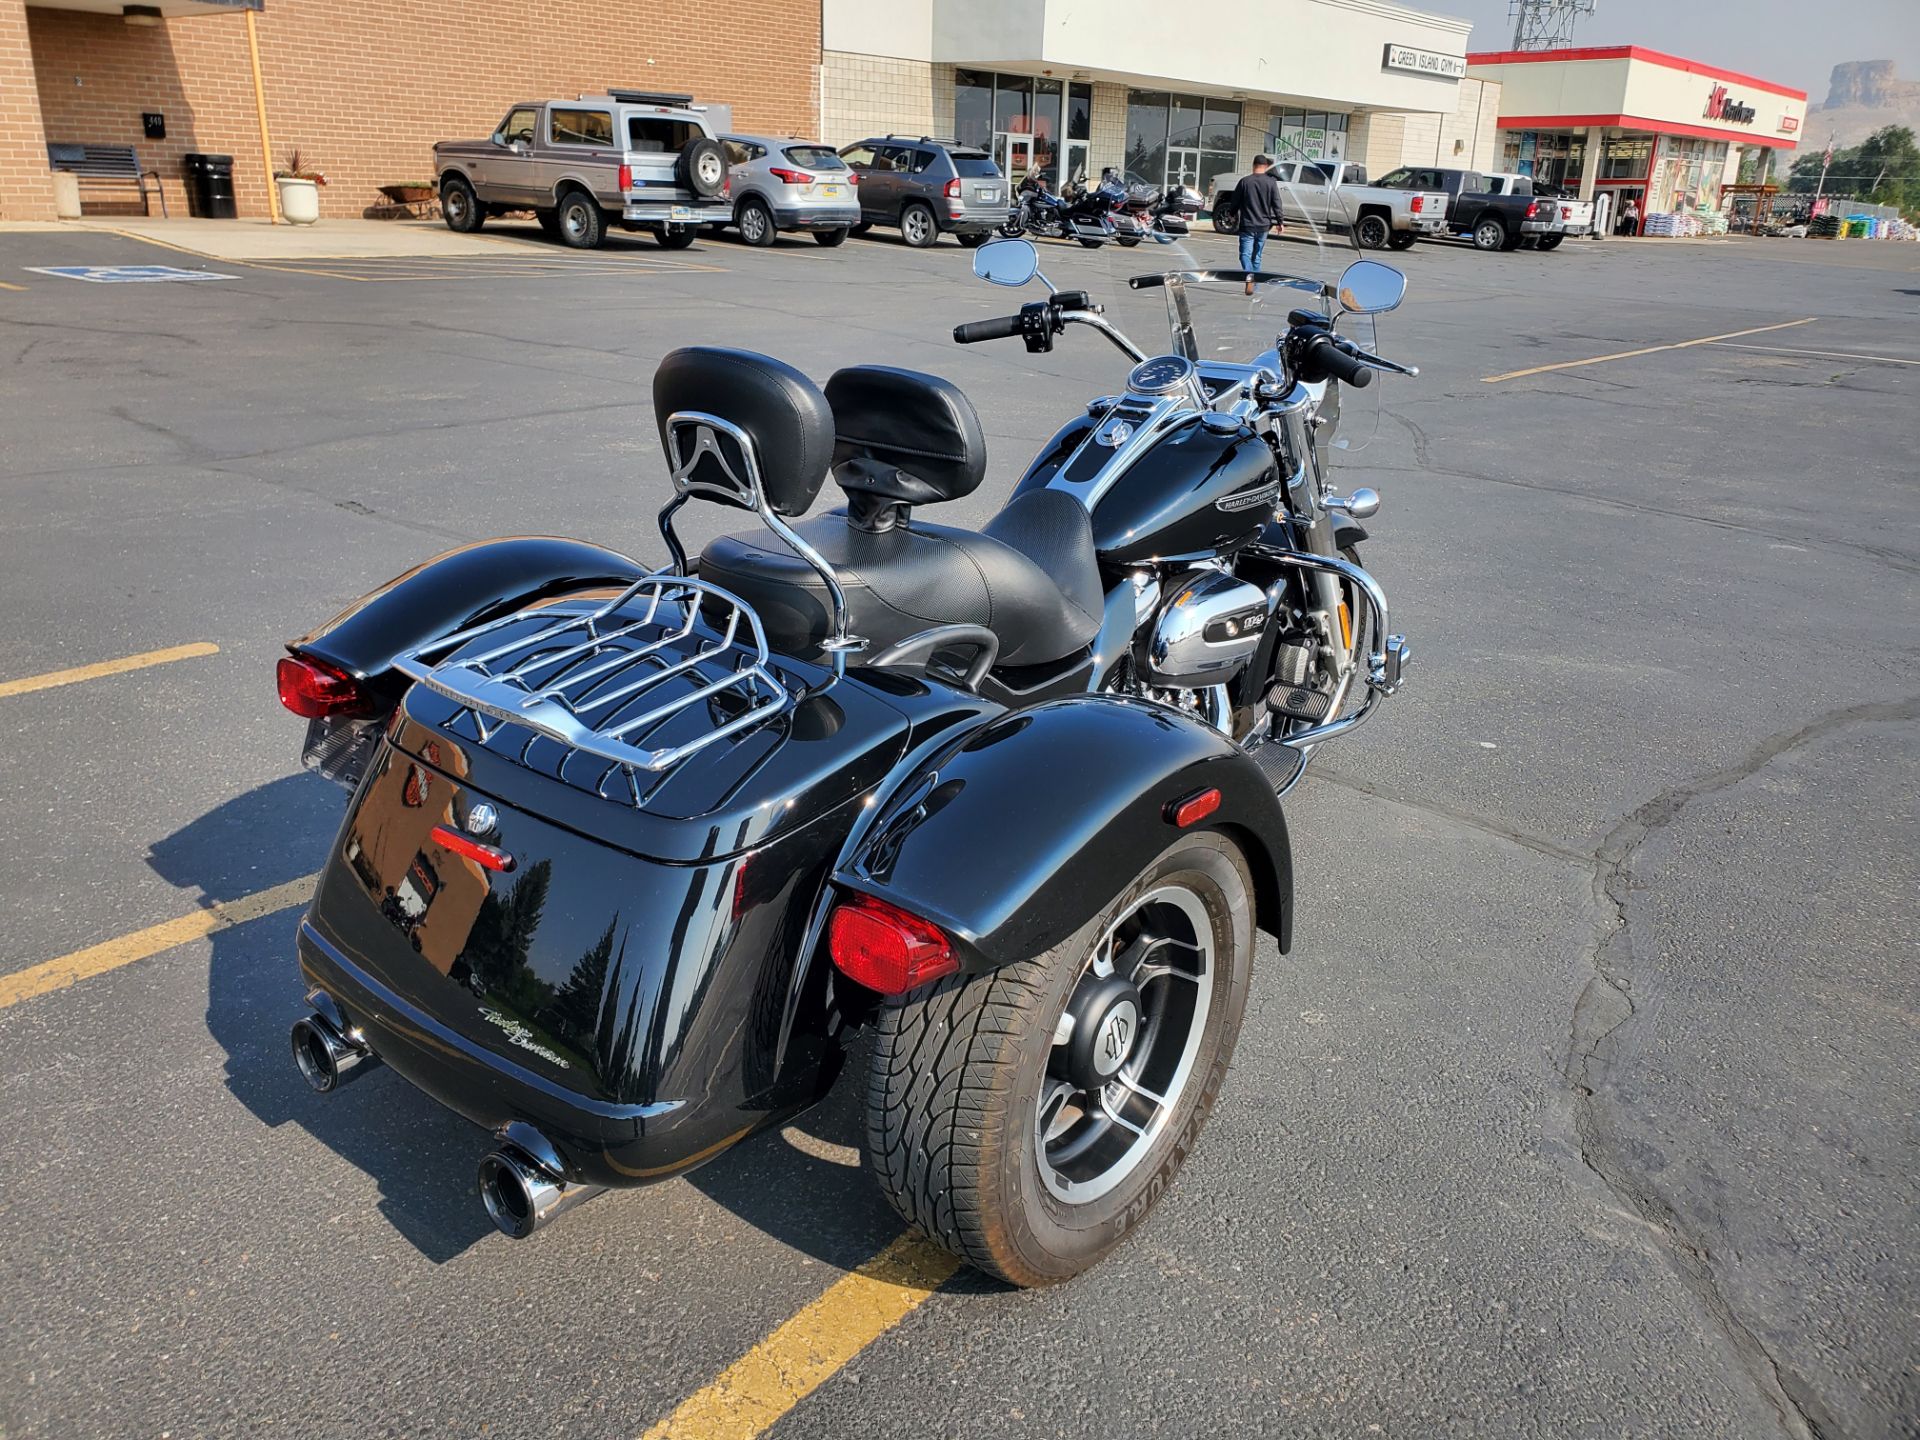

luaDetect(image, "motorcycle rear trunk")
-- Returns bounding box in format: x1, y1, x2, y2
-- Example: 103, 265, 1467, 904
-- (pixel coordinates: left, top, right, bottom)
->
298, 633, 983, 1189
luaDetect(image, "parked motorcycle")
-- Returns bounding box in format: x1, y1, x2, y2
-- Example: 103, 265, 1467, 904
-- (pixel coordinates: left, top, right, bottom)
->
275, 180, 1415, 1287
1002, 172, 1114, 248
1140, 181, 1203, 236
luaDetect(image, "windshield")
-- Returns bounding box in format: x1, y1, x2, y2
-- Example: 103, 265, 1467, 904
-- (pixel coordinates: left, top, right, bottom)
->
1051, 120, 1388, 450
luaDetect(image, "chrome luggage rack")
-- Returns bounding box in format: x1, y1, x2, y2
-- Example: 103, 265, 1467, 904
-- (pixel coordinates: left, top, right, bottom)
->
392, 573, 792, 777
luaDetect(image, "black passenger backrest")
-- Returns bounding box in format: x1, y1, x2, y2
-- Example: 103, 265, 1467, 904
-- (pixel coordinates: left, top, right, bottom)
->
652, 347, 835, 516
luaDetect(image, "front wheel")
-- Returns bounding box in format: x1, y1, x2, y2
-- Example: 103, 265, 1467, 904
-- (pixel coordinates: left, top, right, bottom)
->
999, 219, 1025, 238
736, 197, 777, 247
653, 227, 696, 250
865, 831, 1254, 1286
440, 176, 484, 233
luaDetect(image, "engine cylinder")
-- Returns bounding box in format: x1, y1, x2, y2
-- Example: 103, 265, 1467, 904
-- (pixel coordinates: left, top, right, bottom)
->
1137, 569, 1270, 688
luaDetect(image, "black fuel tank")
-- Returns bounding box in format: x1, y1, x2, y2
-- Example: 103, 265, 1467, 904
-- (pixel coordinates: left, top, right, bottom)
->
1013, 416, 1280, 568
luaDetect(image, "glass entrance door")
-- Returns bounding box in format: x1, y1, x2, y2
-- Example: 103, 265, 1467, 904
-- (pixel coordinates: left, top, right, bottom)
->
1167, 146, 1201, 192
995, 132, 1035, 184
1061, 139, 1090, 189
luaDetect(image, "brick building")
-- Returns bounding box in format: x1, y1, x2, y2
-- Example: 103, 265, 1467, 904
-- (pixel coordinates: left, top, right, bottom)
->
1, 0, 820, 221
1, 0, 1496, 223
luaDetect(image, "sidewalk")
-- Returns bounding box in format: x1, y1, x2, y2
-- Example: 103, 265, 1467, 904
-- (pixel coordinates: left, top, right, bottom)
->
0, 216, 531, 260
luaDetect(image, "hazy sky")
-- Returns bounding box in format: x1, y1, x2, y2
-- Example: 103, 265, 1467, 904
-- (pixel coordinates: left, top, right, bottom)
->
1441, 0, 1920, 103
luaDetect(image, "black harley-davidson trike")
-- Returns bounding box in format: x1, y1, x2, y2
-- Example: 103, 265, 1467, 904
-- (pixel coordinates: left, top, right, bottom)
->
278, 217, 1415, 1285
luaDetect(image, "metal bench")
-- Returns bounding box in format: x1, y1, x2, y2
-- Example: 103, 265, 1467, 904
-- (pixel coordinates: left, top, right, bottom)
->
46, 143, 169, 218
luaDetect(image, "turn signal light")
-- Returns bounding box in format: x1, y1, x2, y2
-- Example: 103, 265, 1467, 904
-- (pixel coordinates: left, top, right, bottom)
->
1166, 787, 1222, 829
429, 825, 516, 874
828, 894, 956, 994
945, 178, 963, 199
277, 654, 371, 719
769, 167, 814, 185
617, 162, 633, 191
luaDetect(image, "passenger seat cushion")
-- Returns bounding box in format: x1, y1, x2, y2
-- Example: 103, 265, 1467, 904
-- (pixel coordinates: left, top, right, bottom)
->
982, 490, 1105, 624
824, 366, 987, 507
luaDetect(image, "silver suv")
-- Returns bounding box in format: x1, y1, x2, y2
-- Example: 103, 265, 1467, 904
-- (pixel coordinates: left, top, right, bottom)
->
720, 135, 861, 247
838, 137, 1006, 248
434, 90, 732, 250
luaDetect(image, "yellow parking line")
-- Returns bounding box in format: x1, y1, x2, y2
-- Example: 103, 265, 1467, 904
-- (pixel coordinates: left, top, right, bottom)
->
0, 872, 317, 1011
639, 1231, 959, 1440
0, 641, 219, 699
0, 279, 25, 291
1481, 316, 1817, 383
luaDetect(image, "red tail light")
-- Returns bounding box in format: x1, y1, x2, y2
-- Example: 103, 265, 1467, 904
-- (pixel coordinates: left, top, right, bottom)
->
1526, 200, 1539, 219
429, 825, 516, 874
1411, 195, 1424, 213
828, 894, 956, 994
277, 654, 371, 719
847, 171, 859, 185
617, 162, 632, 191
945, 178, 962, 199
768, 167, 814, 185
1561, 205, 1572, 220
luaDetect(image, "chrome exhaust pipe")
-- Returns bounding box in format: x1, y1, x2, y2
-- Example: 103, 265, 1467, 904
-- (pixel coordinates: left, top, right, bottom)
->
290, 1009, 378, 1093
477, 1143, 605, 1240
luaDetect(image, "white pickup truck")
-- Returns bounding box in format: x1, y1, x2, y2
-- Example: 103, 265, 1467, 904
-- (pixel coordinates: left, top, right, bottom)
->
1210, 159, 1449, 251
1482, 173, 1580, 249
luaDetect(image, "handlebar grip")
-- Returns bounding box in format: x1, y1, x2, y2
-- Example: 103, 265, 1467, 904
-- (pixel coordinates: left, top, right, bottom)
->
1303, 332, 1373, 388
952, 314, 1026, 345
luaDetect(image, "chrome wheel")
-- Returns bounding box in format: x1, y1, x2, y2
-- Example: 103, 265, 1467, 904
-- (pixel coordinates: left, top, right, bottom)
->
562, 203, 590, 243
1034, 883, 1214, 1203
695, 150, 725, 191
901, 204, 935, 247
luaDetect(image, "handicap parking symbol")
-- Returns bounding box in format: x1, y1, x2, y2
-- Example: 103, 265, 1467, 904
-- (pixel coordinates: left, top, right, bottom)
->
26, 265, 238, 283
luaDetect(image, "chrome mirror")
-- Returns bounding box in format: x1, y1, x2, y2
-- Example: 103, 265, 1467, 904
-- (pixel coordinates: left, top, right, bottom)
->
1335, 260, 1406, 316
974, 239, 1039, 287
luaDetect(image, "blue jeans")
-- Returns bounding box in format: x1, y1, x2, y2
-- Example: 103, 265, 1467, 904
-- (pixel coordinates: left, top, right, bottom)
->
1239, 230, 1267, 274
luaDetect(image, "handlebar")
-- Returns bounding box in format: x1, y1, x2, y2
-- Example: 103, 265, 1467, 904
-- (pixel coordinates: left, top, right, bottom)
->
953, 314, 1026, 345
1298, 330, 1373, 388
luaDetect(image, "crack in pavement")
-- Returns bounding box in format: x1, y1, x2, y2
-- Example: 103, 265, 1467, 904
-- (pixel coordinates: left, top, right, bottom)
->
1564, 694, 1920, 1440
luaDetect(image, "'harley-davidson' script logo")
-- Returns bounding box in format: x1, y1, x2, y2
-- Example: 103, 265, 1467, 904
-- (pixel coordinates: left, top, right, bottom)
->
1217, 480, 1281, 513
479, 1007, 571, 1068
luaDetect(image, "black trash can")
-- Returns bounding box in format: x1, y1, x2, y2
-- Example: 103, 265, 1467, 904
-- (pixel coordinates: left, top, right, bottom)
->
181, 153, 237, 219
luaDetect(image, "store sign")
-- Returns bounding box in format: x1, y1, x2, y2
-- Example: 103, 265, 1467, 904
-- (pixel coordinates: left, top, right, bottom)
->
1382, 44, 1467, 80
1703, 84, 1756, 125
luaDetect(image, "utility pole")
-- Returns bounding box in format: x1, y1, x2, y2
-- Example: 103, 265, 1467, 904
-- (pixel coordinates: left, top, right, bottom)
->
1813, 134, 1833, 213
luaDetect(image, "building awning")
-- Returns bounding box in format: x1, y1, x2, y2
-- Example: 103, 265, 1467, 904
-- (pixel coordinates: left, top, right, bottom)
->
27, 0, 261, 17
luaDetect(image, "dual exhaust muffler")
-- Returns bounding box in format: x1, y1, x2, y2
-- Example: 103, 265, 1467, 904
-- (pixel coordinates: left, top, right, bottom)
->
291, 999, 602, 1240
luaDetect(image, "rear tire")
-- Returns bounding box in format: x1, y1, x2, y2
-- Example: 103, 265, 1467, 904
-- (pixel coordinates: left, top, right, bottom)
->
900, 201, 938, 248
956, 232, 986, 249
441, 176, 485, 233
1211, 197, 1240, 234
1077, 236, 1105, 249
737, 197, 777, 247
535, 209, 560, 239
1536, 234, 1565, 251
814, 227, 849, 247
1354, 212, 1391, 250
1116, 234, 1141, 248
556, 190, 605, 249
1386, 230, 1417, 251
1472, 217, 1508, 252
850, 221, 872, 236
865, 831, 1255, 1287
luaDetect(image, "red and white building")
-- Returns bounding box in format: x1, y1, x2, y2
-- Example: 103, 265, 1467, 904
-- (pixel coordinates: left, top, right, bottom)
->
1466, 46, 1807, 232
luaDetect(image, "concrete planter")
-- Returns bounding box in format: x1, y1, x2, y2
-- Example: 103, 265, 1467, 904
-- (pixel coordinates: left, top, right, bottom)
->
276, 176, 321, 225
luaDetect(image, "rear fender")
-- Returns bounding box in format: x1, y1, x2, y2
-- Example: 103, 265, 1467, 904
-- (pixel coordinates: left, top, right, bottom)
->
834, 696, 1293, 973
289, 537, 650, 695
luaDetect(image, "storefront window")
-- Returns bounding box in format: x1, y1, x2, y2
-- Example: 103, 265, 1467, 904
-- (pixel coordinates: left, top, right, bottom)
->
1269, 107, 1347, 163
1600, 135, 1651, 180
954, 68, 992, 151
1126, 89, 1171, 188
1067, 83, 1091, 142
1129, 90, 1241, 193
994, 75, 1033, 140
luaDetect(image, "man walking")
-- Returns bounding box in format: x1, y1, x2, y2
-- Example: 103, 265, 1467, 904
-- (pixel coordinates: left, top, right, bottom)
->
1232, 155, 1285, 294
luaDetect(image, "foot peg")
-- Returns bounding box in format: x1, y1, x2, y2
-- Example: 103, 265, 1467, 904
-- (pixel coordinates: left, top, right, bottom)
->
1265, 683, 1332, 722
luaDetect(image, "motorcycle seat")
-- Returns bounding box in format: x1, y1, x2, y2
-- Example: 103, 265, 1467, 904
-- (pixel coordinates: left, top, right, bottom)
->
700, 492, 1103, 669
698, 364, 1103, 669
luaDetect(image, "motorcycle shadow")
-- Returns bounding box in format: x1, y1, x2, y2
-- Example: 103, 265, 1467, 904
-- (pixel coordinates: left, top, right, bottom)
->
151, 773, 495, 1265
680, 1033, 915, 1273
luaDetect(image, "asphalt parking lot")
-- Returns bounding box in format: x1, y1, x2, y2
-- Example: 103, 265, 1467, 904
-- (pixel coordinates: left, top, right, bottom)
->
1, 220, 1915, 1439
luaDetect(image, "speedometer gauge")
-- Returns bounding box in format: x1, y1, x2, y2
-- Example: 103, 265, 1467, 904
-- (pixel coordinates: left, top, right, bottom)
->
1125, 354, 1196, 396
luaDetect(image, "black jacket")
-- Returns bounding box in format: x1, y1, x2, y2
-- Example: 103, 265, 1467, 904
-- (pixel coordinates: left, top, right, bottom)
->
1232, 170, 1285, 234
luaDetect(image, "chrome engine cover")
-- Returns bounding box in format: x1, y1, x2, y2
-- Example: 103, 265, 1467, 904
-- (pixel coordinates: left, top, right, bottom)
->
1138, 569, 1270, 688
